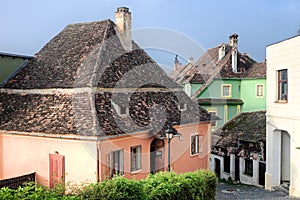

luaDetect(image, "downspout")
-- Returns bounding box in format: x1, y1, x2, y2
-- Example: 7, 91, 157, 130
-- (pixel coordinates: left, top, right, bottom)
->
97, 140, 100, 183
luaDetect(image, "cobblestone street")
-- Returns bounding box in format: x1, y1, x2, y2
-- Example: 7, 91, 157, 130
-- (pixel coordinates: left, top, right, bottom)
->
216, 182, 297, 200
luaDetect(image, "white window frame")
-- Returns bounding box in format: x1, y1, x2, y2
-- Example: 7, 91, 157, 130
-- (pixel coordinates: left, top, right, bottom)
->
221, 84, 232, 97
190, 134, 199, 156
111, 101, 129, 115
178, 103, 187, 111
109, 149, 124, 177
130, 145, 142, 173
256, 84, 264, 98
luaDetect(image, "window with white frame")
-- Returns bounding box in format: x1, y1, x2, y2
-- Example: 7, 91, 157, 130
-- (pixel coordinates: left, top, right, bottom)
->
256, 84, 264, 97
111, 101, 129, 115
178, 103, 187, 111
222, 84, 232, 97
110, 150, 124, 177
191, 134, 199, 155
277, 69, 288, 101
131, 145, 142, 172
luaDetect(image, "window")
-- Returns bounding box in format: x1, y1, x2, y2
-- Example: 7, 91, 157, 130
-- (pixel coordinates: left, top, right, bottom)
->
256, 84, 264, 97
111, 101, 129, 115
191, 134, 199, 155
222, 84, 232, 97
120, 105, 128, 115
131, 146, 142, 172
110, 150, 124, 177
244, 158, 253, 177
178, 103, 187, 110
277, 69, 288, 101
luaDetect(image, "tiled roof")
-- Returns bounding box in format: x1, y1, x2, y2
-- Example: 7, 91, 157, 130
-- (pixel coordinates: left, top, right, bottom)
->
0, 18, 211, 136
245, 61, 266, 78
170, 41, 266, 100
213, 111, 266, 148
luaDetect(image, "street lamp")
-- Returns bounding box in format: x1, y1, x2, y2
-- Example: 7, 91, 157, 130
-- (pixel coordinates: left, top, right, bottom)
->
164, 126, 182, 172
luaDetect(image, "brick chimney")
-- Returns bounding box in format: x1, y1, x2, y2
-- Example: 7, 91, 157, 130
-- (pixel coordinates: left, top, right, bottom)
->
115, 7, 132, 51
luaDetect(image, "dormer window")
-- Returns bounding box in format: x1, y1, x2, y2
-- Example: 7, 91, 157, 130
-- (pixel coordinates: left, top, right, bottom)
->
120, 105, 128, 115
111, 101, 129, 115
178, 103, 187, 111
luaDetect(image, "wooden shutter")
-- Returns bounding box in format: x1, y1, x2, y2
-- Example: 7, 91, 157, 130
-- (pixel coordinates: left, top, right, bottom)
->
49, 153, 65, 188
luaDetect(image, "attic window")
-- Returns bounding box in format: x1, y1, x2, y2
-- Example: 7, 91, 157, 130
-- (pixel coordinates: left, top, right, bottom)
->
111, 101, 129, 115
120, 105, 128, 115
178, 103, 187, 110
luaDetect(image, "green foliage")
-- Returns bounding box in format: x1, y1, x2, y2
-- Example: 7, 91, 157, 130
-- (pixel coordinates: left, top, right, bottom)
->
78, 177, 146, 200
0, 170, 217, 200
142, 170, 217, 200
0, 182, 78, 200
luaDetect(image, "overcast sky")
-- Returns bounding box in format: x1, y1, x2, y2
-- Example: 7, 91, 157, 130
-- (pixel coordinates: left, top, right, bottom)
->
1, 0, 300, 72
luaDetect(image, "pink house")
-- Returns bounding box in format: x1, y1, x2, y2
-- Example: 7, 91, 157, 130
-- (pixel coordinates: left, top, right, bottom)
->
0, 7, 212, 187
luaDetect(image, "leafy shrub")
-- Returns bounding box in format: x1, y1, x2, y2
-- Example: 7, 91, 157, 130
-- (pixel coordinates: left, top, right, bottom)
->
78, 177, 146, 200
0, 170, 217, 200
142, 170, 217, 200
0, 182, 78, 200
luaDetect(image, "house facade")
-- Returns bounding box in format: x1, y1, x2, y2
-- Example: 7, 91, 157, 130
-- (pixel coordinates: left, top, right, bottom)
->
210, 111, 266, 186
0, 52, 32, 83
265, 34, 300, 198
0, 7, 212, 188
170, 34, 266, 131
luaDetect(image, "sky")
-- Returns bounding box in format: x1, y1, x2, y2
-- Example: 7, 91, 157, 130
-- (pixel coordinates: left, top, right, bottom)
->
1, 0, 300, 72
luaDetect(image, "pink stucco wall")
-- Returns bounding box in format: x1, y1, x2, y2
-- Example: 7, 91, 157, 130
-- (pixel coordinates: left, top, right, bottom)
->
0, 133, 98, 187
0, 122, 210, 186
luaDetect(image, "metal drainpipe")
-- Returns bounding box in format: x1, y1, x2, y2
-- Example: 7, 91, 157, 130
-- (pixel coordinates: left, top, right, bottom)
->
96, 140, 100, 183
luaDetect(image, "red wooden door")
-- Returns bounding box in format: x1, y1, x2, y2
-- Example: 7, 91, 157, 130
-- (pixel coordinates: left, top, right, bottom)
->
49, 153, 65, 188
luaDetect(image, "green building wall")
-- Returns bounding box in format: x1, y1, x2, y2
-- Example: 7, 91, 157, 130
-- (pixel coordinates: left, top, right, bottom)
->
199, 79, 241, 99
193, 78, 266, 130
240, 79, 266, 112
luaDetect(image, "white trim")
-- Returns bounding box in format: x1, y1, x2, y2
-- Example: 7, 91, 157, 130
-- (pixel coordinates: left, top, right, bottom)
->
221, 84, 232, 97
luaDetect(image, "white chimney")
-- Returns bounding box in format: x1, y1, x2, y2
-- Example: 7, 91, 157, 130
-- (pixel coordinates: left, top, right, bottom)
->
229, 33, 238, 48
232, 48, 238, 73
218, 44, 226, 60
115, 7, 132, 51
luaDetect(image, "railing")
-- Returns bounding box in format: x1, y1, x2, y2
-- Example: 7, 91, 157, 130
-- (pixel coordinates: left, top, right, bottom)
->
0, 172, 35, 189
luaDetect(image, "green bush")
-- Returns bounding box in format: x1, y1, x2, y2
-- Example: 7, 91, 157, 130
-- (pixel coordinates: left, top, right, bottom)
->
142, 170, 217, 200
0, 182, 78, 200
0, 170, 217, 200
142, 171, 181, 200
78, 177, 146, 200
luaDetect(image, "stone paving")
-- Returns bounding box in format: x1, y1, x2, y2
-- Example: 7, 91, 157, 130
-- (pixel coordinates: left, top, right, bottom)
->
216, 182, 298, 200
